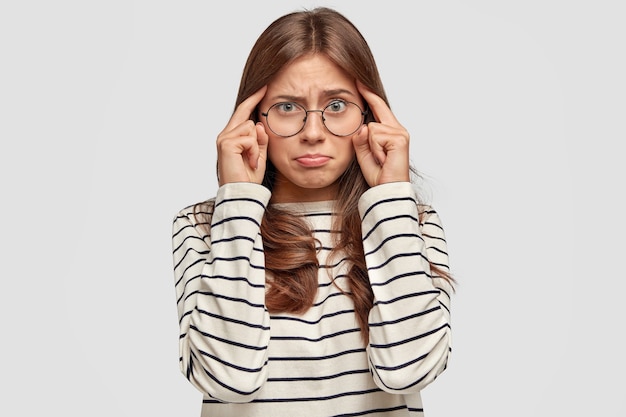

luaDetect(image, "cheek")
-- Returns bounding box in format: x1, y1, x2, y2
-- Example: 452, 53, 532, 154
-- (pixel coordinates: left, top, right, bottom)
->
266, 136, 286, 164
339, 141, 356, 160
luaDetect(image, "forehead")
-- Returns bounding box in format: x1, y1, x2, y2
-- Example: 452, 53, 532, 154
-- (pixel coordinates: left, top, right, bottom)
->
264, 54, 357, 102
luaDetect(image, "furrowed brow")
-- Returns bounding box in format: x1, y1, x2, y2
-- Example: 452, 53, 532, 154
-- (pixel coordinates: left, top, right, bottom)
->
270, 89, 357, 103
322, 88, 356, 98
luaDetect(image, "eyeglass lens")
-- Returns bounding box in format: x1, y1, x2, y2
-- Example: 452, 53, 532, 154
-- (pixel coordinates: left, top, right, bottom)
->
265, 101, 364, 137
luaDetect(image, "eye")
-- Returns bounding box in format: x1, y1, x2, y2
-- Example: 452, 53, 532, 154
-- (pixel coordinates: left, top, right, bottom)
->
326, 100, 347, 113
274, 102, 300, 114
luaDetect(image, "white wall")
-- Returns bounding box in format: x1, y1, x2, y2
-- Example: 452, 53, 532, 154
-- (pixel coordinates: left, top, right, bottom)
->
1, 1, 624, 416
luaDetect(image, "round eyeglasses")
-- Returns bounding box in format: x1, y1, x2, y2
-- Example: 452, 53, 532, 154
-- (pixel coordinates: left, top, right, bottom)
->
261, 100, 367, 137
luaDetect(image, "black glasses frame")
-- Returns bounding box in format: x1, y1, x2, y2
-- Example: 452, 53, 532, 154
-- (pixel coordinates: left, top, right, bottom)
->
261, 101, 368, 138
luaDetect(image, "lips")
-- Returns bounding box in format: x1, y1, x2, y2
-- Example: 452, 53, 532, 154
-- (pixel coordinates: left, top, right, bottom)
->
295, 154, 331, 167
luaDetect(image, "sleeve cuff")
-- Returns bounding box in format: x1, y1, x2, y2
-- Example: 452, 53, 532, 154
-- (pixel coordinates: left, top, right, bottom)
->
358, 182, 416, 215
215, 182, 272, 206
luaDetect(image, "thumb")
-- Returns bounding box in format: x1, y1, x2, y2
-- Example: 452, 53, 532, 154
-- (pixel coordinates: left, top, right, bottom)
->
352, 124, 369, 153
256, 122, 268, 148
352, 124, 377, 166
352, 124, 381, 186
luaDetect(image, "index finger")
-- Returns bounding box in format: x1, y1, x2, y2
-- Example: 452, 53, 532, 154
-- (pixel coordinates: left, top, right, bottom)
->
356, 81, 399, 126
224, 85, 268, 131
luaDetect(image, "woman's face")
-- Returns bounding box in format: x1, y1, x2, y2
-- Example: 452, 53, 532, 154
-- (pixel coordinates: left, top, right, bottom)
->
260, 54, 363, 203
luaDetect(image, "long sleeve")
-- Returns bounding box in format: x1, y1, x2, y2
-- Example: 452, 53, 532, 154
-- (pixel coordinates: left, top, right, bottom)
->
359, 182, 452, 394
172, 183, 272, 403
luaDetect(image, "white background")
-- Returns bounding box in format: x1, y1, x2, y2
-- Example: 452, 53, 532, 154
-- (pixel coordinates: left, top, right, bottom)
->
1, 1, 624, 416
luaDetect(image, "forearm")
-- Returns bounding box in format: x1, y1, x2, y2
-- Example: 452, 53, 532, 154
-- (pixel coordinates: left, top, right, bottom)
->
359, 182, 452, 394
173, 183, 272, 402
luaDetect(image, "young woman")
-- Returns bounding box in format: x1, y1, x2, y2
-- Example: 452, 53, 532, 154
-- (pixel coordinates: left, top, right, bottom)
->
172, 7, 454, 416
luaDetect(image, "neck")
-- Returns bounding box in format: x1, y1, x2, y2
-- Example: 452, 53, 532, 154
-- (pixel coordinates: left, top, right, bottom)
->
270, 179, 339, 204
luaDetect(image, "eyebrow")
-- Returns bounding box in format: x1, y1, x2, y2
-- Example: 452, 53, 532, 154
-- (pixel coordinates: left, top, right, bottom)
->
270, 88, 356, 102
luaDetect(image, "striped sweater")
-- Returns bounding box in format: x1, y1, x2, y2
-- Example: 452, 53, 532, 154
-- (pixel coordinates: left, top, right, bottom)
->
172, 181, 452, 417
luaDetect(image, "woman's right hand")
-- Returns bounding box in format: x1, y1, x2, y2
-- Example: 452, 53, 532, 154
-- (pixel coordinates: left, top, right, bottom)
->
216, 86, 268, 185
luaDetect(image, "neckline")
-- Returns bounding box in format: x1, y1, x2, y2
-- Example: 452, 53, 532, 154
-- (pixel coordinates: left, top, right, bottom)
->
270, 199, 335, 214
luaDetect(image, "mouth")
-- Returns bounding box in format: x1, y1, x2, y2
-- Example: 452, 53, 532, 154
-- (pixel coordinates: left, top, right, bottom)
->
295, 154, 331, 167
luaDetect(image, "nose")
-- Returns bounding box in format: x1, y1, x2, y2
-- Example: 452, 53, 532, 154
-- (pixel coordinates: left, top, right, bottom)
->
300, 110, 326, 142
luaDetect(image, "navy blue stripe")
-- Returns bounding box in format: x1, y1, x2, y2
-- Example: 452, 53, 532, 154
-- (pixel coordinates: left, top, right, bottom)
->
311, 290, 350, 308
195, 290, 265, 309
331, 405, 409, 417
270, 308, 354, 325
435, 285, 451, 300
423, 220, 444, 231
268, 368, 369, 382
373, 290, 440, 306
212, 215, 261, 229
199, 350, 267, 374
211, 235, 255, 245
374, 352, 427, 371
173, 246, 208, 271
190, 325, 268, 351
370, 366, 428, 391
369, 306, 441, 327
427, 246, 448, 256
370, 323, 449, 349
271, 327, 360, 343
202, 389, 389, 405
422, 232, 446, 243
203, 274, 265, 288
269, 347, 365, 362
304, 211, 334, 218
367, 251, 423, 271
172, 221, 195, 239
173, 234, 207, 257
198, 349, 267, 373
197, 308, 270, 330
214, 197, 266, 209
363, 214, 419, 241
364, 233, 423, 256
207, 255, 264, 270
361, 196, 416, 221
174, 257, 204, 286
200, 364, 262, 396
370, 270, 429, 287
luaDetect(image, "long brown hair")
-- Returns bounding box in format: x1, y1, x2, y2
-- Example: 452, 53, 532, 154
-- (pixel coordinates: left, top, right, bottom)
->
205, 7, 452, 341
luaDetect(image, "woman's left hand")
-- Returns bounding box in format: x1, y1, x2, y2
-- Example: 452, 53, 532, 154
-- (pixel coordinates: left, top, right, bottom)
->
352, 81, 410, 187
